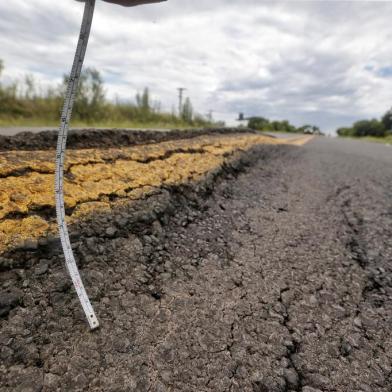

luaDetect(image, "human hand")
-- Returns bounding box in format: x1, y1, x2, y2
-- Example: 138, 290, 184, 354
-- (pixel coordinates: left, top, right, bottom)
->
103, 0, 166, 5
77, 0, 166, 6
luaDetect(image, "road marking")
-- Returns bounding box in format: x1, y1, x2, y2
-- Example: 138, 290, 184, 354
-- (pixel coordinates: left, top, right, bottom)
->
54, 0, 99, 330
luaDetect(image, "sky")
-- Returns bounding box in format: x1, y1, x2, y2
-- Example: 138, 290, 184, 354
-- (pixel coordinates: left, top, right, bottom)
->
1, 0, 392, 134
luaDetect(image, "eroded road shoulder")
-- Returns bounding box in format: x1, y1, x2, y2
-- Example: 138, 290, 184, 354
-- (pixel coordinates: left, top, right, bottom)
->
0, 132, 308, 255
0, 136, 391, 392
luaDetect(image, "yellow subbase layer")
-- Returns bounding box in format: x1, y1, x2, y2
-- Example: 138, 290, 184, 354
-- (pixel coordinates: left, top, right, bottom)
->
0, 133, 312, 253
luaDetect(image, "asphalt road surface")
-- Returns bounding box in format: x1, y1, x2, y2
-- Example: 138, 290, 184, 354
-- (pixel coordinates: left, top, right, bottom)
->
1, 136, 391, 392
0, 127, 57, 136
137, 136, 391, 392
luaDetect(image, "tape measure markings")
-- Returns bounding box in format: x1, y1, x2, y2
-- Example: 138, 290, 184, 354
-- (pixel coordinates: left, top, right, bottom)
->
55, 0, 99, 330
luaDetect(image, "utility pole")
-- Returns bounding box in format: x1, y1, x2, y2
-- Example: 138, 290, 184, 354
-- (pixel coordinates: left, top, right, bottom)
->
177, 87, 186, 117
207, 110, 214, 122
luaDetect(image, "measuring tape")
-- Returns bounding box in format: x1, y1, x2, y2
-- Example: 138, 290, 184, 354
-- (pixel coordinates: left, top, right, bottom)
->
55, 0, 98, 330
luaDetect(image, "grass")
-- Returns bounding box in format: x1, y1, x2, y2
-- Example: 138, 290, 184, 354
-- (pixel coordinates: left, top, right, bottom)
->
340, 135, 392, 145
361, 135, 392, 145
0, 117, 203, 130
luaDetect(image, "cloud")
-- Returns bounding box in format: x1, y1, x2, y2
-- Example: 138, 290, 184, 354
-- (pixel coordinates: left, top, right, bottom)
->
1, 0, 392, 133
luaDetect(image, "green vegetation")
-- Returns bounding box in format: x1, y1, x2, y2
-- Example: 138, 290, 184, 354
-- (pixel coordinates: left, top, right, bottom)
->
361, 135, 392, 145
341, 134, 392, 145
337, 109, 392, 141
0, 60, 215, 128
248, 116, 322, 135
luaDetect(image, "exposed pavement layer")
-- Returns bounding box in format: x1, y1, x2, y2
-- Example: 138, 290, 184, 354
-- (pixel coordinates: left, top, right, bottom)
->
0, 132, 310, 255
0, 128, 258, 151
0, 136, 391, 391
0, 128, 250, 138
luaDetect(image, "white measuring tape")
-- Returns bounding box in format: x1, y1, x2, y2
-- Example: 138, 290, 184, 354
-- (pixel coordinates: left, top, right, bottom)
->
55, 0, 98, 330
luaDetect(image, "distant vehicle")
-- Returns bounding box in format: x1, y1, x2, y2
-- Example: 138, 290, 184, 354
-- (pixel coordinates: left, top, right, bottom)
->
301, 125, 324, 136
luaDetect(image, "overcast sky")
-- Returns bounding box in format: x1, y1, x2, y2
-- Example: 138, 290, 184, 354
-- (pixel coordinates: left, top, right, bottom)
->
1, 0, 392, 133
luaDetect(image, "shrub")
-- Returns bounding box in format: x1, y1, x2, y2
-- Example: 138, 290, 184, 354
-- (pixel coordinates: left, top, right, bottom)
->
352, 119, 386, 137
248, 117, 270, 130
381, 109, 392, 132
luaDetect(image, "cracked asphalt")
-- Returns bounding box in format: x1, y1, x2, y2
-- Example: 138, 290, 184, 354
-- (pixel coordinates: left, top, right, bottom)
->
0, 131, 309, 254
1, 135, 391, 392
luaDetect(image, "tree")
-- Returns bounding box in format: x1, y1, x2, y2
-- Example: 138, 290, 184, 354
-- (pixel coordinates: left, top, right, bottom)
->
280, 120, 296, 133
352, 119, 386, 137
337, 127, 354, 137
0, 59, 3, 79
248, 117, 269, 130
89, 69, 105, 108
64, 67, 106, 121
24, 75, 36, 99
182, 97, 193, 122
248, 116, 310, 133
381, 108, 392, 132
269, 120, 296, 133
136, 87, 150, 113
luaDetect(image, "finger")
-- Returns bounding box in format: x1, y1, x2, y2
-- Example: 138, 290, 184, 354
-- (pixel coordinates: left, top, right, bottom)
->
103, 0, 167, 6
76, 0, 166, 6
